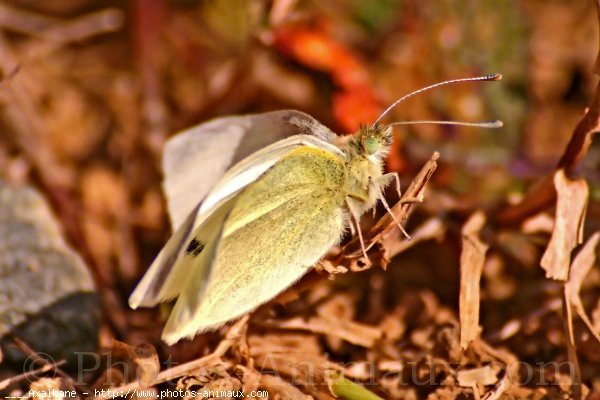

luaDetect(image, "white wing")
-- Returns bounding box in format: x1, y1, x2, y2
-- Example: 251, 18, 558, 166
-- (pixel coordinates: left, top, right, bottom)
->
128, 197, 235, 309
130, 110, 340, 309
162, 110, 336, 230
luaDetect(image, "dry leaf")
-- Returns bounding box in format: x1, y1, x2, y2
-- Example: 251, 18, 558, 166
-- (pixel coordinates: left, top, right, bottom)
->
540, 169, 589, 281
459, 211, 489, 350
567, 232, 600, 344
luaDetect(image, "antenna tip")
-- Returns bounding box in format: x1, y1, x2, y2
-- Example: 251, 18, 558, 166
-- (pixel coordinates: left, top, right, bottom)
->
486, 120, 504, 128
485, 73, 503, 81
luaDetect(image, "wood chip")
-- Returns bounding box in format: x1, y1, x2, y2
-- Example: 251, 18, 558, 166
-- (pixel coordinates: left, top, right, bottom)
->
456, 365, 500, 387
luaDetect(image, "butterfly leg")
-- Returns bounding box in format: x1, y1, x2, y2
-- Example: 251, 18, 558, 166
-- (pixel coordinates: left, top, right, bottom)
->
345, 197, 370, 262
371, 174, 411, 240
379, 172, 423, 204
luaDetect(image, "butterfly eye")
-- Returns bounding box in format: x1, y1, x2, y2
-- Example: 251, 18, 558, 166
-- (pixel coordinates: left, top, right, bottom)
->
364, 137, 379, 154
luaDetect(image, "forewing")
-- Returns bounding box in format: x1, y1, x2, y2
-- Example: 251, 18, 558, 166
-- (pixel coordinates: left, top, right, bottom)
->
161, 147, 347, 344
163, 110, 336, 230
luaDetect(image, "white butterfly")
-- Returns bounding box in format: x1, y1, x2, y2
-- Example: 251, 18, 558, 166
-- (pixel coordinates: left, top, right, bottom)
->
129, 75, 502, 345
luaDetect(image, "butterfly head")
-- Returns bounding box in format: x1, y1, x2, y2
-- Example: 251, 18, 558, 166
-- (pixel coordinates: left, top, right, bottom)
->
357, 124, 393, 161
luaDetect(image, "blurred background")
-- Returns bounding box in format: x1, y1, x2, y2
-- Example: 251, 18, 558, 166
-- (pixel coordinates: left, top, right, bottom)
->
0, 0, 599, 398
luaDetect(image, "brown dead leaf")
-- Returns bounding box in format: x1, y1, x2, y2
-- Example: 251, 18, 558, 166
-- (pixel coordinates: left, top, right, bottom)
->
540, 169, 589, 281
459, 211, 489, 350
567, 232, 600, 344
568, 232, 600, 302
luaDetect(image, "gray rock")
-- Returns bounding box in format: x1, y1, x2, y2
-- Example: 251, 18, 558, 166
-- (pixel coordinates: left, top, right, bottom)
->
0, 182, 99, 364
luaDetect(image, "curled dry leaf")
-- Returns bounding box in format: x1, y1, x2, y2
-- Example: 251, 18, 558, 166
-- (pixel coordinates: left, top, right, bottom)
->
566, 232, 600, 344
540, 169, 589, 281
459, 211, 489, 350
567, 232, 600, 302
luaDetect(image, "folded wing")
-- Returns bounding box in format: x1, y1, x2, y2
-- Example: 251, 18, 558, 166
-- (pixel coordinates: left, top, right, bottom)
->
130, 111, 340, 312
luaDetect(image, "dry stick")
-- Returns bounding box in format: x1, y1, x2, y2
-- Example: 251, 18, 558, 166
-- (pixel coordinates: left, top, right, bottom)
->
0, 360, 67, 391
88, 316, 249, 400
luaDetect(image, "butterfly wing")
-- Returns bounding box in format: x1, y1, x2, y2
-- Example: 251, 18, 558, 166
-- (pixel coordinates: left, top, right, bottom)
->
161, 146, 347, 344
163, 110, 336, 230
128, 196, 236, 309
130, 111, 340, 310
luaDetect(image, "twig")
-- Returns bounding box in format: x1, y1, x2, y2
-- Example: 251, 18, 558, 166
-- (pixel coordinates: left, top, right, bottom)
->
0, 360, 66, 391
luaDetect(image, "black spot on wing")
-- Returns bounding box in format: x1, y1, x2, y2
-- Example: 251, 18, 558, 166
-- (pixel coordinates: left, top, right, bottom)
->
185, 237, 205, 257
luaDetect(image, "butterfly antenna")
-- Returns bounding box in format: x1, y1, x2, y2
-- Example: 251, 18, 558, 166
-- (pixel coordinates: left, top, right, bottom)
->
386, 120, 503, 129
373, 73, 502, 126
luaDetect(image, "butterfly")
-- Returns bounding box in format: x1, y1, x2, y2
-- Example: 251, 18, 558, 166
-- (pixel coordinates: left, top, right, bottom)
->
128, 74, 502, 345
